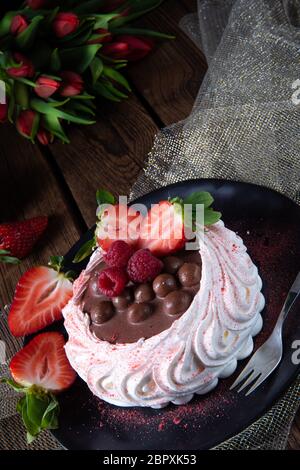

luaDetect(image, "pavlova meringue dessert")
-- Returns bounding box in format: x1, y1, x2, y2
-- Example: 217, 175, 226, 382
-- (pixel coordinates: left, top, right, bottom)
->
63, 192, 264, 408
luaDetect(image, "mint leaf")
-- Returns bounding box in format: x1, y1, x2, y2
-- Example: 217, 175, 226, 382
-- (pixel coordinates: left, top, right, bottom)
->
96, 189, 115, 206
41, 396, 59, 430
73, 237, 96, 263
26, 392, 49, 428
204, 208, 222, 226
183, 191, 214, 209
183, 191, 222, 227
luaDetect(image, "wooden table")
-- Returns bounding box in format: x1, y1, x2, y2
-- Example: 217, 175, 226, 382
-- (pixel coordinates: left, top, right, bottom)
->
0, 0, 299, 450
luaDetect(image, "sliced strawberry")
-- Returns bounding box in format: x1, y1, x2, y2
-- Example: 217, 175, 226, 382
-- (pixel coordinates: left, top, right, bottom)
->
0, 216, 48, 260
8, 265, 73, 337
95, 204, 142, 252
138, 201, 185, 256
9, 332, 76, 392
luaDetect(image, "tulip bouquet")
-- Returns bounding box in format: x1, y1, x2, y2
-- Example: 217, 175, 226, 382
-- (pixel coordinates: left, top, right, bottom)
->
0, 0, 170, 144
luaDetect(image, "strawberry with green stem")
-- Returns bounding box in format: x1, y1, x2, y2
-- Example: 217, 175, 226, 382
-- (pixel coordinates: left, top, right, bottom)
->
2, 332, 76, 444
73, 189, 222, 262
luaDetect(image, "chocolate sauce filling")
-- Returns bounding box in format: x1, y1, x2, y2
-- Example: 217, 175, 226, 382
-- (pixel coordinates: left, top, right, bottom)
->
81, 250, 202, 344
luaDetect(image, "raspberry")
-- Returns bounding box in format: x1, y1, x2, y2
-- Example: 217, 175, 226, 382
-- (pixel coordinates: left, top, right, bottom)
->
98, 267, 128, 298
103, 240, 134, 268
127, 249, 163, 283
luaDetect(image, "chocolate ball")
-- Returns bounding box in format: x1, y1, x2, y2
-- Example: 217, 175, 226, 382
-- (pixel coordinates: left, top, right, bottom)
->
163, 256, 184, 274
178, 263, 201, 287
164, 291, 192, 316
134, 284, 155, 303
128, 303, 152, 324
90, 301, 115, 324
153, 273, 177, 298
112, 288, 132, 310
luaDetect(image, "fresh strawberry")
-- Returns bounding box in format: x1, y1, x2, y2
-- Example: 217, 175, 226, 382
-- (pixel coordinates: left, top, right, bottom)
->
8, 256, 73, 337
0, 216, 48, 261
96, 204, 142, 252
10, 332, 76, 391
138, 201, 185, 256
3, 332, 76, 443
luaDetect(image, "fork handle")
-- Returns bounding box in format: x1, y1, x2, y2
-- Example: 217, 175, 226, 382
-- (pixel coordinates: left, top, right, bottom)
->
276, 290, 299, 329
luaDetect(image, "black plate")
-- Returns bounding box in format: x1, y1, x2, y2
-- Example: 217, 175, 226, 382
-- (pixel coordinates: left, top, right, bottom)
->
49, 179, 300, 450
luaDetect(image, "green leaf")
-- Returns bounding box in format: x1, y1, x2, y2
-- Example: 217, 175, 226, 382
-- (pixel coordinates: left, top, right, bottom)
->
204, 209, 222, 226
66, 101, 95, 117
0, 255, 21, 265
90, 57, 103, 85
0, 12, 17, 37
103, 66, 131, 91
93, 14, 119, 30
42, 113, 70, 144
103, 81, 128, 99
14, 77, 36, 88
31, 98, 96, 125
14, 81, 29, 109
183, 191, 214, 209
110, 0, 164, 27
93, 82, 121, 102
96, 189, 115, 206
112, 27, 175, 40
22, 396, 40, 441
60, 44, 101, 74
48, 255, 64, 272
26, 392, 49, 428
73, 237, 96, 263
41, 395, 59, 430
16, 15, 44, 50
50, 48, 61, 72
1, 378, 27, 393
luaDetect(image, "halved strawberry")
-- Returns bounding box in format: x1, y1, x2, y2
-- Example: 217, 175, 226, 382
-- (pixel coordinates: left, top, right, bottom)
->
8, 260, 73, 337
96, 203, 142, 252
10, 332, 76, 391
3, 332, 76, 443
138, 201, 185, 256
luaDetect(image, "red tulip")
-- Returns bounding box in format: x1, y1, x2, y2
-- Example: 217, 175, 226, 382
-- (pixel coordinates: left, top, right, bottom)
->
0, 102, 8, 123
53, 12, 80, 38
35, 76, 60, 98
16, 110, 39, 139
27, 0, 48, 8
7, 53, 35, 78
87, 28, 113, 45
37, 128, 52, 145
10, 15, 29, 36
59, 71, 83, 97
101, 35, 154, 61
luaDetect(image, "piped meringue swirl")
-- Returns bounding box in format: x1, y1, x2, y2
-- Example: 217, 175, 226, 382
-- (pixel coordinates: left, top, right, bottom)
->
63, 221, 264, 408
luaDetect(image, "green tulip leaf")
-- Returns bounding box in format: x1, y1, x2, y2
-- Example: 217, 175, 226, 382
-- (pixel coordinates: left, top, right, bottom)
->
90, 56, 103, 85
16, 15, 44, 50
103, 66, 131, 91
50, 48, 61, 72
60, 44, 101, 74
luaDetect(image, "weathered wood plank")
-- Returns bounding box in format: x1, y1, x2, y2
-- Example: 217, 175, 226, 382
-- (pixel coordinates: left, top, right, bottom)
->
0, 125, 81, 307
49, 95, 158, 228
127, 0, 207, 125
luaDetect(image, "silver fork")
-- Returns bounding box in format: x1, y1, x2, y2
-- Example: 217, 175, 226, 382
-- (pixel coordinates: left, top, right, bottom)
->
230, 272, 300, 396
